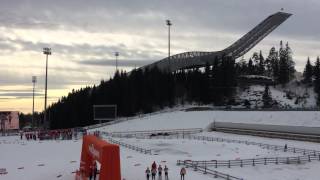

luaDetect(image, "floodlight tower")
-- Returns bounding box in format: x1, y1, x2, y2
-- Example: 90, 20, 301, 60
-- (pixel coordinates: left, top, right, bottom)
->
166, 19, 172, 67
32, 76, 37, 128
43, 47, 51, 128
115, 52, 119, 73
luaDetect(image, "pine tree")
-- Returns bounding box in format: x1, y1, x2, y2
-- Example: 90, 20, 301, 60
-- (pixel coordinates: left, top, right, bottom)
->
314, 57, 320, 105
266, 47, 278, 78
258, 50, 265, 75
278, 41, 295, 84
262, 85, 272, 108
286, 42, 296, 81
303, 57, 313, 84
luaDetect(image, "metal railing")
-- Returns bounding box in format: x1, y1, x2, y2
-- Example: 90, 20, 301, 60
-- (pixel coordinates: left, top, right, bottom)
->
107, 128, 203, 138
177, 160, 243, 180
181, 154, 320, 168
106, 137, 152, 154
113, 133, 320, 157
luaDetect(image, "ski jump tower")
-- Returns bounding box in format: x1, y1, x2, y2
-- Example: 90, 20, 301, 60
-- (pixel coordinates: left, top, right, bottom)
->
141, 11, 292, 72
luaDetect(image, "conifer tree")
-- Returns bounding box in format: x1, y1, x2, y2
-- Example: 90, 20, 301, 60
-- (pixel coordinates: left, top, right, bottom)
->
303, 57, 313, 84
314, 57, 320, 105
258, 50, 265, 75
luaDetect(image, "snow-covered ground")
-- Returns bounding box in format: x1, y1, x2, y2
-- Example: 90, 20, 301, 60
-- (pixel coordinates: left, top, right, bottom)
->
0, 136, 81, 180
2, 110, 320, 180
98, 110, 320, 133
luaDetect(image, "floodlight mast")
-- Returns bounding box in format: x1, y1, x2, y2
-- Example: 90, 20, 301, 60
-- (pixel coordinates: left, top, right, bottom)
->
43, 47, 51, 129
115, 52, 119, 73
32, 76, 37, 128
166, 20, 172, 68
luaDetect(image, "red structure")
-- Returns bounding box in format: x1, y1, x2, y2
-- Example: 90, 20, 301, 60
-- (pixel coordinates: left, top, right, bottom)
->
75, 135, 121, 180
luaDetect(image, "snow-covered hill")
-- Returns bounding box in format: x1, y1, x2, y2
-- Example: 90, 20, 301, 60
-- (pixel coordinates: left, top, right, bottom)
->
97, 110, 320, 133
237, 83, 317, 108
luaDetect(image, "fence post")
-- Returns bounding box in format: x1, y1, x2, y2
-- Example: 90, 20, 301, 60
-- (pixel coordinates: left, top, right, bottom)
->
293, 148, 296, 153
240, 160, 243, 167
304, 150, 306, 155
228, 160, 230, 168
204, 162, 207, 174
276, 157, 278, 164
264, 158, 267, 165
215, 160, 217, 168
308, 155, 311, 162
252, 159, 255, 166
286, 157, 289, 164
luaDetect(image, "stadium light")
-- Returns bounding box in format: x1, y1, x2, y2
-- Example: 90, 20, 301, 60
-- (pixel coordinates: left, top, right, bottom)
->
32, 76, 37, 129
166, 19, 172, 68
43, 47, 51, 128
115, 52, 119, 73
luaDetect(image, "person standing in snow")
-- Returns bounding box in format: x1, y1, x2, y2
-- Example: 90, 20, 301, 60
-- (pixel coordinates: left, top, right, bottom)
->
145, 167, 151, 180
164, 165, 169, 180
158, 165, 162, 177
151, 167, 157, 180
180, 167, 186, 180
284, 144, 288, 152
151, 161, 157, 170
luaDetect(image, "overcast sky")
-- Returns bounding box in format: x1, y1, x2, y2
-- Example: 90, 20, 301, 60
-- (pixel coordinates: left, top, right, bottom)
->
0, 0, 319, 113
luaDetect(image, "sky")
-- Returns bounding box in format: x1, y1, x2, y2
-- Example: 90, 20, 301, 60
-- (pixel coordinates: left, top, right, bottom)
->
0, 0, 319, 113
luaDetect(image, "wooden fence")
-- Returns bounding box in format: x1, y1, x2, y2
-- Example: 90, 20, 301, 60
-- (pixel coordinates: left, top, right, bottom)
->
106, 137, 152, 154
112, 133, 320, 157
179, 154, 320, 169
177, 160, 243, 180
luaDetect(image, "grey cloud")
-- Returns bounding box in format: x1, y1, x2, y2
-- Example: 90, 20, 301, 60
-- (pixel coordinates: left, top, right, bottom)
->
0, 92, 43, 97
78, 59, 156, 67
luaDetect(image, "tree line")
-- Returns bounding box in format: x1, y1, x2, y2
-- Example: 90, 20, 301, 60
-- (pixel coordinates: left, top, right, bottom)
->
303, 56, 320, 105
20, 41, 320, 129
48, 55, 237, 129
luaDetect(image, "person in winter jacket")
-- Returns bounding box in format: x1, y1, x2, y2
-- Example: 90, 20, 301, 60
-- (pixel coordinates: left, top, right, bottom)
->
180, 167, 186, 180
151, 161, 157, 170
145, 167, 151, 180
164, 165, 169, 180
158, 165, 162, 176
151, 167, 157, 180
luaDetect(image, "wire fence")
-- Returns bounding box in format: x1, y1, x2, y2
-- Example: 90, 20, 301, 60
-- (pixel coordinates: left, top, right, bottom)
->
179, 154, 320, 169
177, 160, 243, 180
110, 133, 320, 157
105, 128, 203, 138
106, 137, 152, 155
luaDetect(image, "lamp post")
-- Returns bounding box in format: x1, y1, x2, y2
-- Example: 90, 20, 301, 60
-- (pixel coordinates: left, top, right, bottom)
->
115, 52, 119, 73
43, 47, 51, 128
32, 76, 37, 129
166, 19, 172, 68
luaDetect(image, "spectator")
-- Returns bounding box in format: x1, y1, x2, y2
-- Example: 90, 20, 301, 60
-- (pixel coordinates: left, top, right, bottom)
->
145, 167, 151, 180
158, 165, 162, 177
284, 144, 288, 152
151, 167, 157, 180
164, 165, 169, 180
180, 167, 186, 180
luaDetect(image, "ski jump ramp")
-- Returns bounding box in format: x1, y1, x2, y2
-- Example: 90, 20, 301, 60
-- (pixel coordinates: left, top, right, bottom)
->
141, 11, 292, 72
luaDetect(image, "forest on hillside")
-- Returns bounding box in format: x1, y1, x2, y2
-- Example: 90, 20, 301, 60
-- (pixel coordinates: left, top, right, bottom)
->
20, 41, 320, 129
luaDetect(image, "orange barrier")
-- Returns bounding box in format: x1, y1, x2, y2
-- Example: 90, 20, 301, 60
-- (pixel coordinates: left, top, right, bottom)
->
75, 135, 121, 180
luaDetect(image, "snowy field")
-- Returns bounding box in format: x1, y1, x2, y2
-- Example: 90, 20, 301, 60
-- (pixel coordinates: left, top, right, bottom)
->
0, 136, 81, 180
1, 110, 320, 180
98, 110, 320, 132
